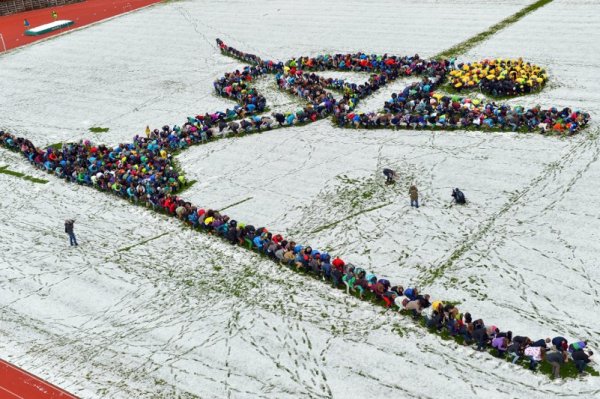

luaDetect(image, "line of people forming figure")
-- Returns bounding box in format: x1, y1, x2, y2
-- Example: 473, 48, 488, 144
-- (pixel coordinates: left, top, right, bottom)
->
0, 125, 593, 377
0, 39, 594, 379
214, 39, 589, 134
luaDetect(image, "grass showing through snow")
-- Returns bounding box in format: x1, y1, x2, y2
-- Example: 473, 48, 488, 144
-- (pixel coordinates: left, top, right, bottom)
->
0, 165, 48, 184
435, 0, 555, 59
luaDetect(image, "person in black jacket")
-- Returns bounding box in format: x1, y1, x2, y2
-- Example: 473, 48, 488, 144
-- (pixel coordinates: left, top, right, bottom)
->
383, 168, 396, 184
451, 188, 466, 204
530, 337, 550, 348
507, 341, 522, 364
473, 326, 489, 351
65, 219, 78, 246
572, 350, 593, 373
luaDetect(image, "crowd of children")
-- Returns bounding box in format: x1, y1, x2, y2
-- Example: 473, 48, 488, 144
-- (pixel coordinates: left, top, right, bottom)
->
449, 58, 547, 96
0, 121, 593, 379
0, 39, 594, 379
216, 39, 590, 134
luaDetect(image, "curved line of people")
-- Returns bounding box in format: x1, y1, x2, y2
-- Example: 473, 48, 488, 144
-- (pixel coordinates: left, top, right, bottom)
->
216, 39, 590, 135
217, 38, 450, 131
0, 124, 594, 378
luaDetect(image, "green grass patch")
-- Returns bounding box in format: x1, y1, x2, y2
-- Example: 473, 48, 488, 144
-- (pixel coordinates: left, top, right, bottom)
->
46, 142, 63, 150
219, 197, 254, 212
435, 0, 555, 59
89, 126, 109, 133
0, 165, 48, 184
118, 231, 171, 252
310, 202, 392, 234
168, 157, 196, 195
176, 179, 197, 195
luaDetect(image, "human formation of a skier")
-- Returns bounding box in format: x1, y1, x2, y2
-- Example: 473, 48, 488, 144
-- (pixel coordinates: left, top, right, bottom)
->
0, 38, 594, 380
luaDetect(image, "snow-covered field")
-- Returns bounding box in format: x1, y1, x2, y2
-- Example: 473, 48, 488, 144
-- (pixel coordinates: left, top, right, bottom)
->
1, 0, 600, 398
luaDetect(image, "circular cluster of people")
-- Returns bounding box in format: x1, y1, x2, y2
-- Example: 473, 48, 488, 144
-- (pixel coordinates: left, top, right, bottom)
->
449, 58, 547, 96
0, 39, 594, 380
216, 39, 590, 134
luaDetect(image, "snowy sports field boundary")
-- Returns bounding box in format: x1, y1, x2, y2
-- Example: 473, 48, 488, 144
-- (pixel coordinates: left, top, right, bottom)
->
0, 0, 592, 384
0, 28, 595, 380
435, 0, 554, 59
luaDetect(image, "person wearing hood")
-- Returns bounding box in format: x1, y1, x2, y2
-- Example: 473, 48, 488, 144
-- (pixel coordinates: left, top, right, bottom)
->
451, 188, 466, 204
409, 184, 419, 208
64, 219, 78, 246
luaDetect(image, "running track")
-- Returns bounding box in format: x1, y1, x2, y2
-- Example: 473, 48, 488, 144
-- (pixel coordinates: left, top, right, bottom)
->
0, 359, 78, 398
0, 0, 162, 51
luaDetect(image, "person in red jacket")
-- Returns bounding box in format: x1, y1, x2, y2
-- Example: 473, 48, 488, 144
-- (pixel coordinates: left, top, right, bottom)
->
331, 257, 345, 288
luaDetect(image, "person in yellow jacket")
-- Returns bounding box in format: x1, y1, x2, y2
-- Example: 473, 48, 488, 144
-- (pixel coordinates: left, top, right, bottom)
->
431, 300, 444, 312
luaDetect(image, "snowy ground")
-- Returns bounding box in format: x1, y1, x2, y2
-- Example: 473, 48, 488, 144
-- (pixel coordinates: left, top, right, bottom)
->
1, 0, 600, 398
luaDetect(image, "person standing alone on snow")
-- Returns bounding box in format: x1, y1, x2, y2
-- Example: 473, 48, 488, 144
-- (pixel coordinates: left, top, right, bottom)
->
65, 219, 78, 246
409, 184, 419, 208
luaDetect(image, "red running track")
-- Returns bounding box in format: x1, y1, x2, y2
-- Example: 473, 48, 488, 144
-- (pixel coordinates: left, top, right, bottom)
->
0, 0, 162, 51
0, 359, 78, 398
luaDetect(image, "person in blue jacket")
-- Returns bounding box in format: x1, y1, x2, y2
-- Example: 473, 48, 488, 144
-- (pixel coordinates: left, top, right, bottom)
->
253, 233, 265, 251
552, 336, 568, 351
404, 287, 418, 301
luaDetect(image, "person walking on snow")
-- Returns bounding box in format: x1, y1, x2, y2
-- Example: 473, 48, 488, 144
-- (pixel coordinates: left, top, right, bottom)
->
65, 219, 78, 246
383, 168, 396, 184
409, 184, 419, 208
